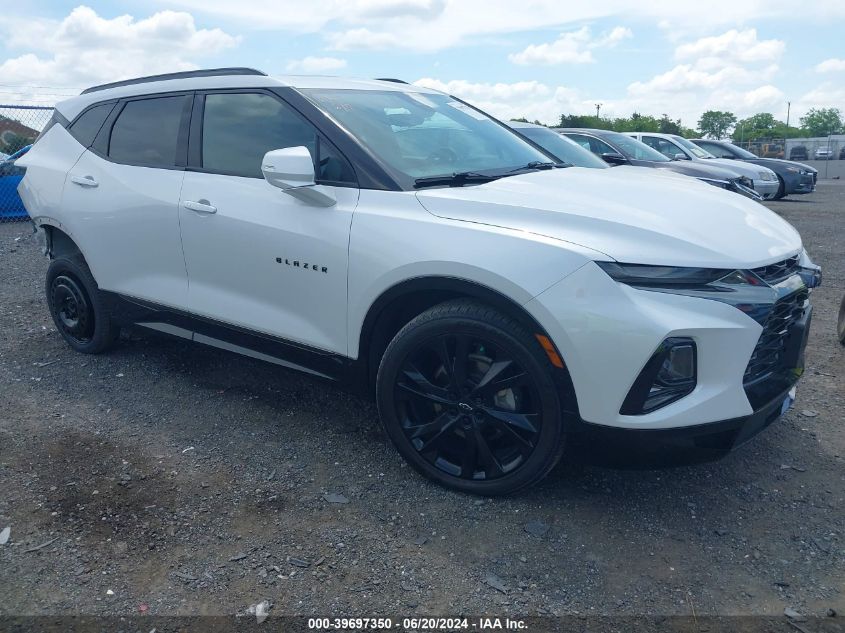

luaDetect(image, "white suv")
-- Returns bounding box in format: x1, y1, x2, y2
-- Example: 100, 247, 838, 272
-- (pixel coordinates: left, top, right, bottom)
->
18, 68, 820, 495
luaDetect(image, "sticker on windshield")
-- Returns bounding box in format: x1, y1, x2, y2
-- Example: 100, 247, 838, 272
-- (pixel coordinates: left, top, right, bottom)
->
446, 101, 489, 121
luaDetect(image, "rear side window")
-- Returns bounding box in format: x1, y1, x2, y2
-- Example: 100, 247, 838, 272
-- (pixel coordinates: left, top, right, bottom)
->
69, 103, 115, 148
108, 96, 186, 167
201, 92, 354, 183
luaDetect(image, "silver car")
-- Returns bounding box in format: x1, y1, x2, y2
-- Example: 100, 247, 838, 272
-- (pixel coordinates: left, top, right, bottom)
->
627, 132, 780, 199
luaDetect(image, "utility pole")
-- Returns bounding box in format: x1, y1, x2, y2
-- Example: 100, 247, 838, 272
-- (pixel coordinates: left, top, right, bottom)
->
595, 103, 602, 119
786, 101, 791, 129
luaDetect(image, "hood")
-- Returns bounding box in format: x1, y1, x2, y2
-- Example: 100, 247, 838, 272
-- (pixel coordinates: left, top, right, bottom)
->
700, 157, 774, 179
744, 157, 817, 174
647, 160, 742, 181
416, 167, 801, 269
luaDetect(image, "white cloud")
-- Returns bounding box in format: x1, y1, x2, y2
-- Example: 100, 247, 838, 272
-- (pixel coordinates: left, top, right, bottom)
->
149, 0, 845, 53
0, 6, 239, 99
327, 28, 404, 51
622, 28, 789, 124
285, 56, 347, 73
675, 28, 784, 65
508, 26, 631, 66
414, 77, 591, 125
815, 58, 845, 73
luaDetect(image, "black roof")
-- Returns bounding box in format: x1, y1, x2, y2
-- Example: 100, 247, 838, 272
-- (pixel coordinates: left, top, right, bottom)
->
81, 68, 267, 94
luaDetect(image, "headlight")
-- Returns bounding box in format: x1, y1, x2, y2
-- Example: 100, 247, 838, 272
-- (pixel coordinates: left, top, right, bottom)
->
758, 171, 775, 181
596, 262, 733, 287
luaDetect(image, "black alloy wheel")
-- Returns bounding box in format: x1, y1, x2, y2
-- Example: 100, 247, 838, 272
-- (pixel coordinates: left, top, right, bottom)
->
395, 332, 541, 481
377, 300, 565, 496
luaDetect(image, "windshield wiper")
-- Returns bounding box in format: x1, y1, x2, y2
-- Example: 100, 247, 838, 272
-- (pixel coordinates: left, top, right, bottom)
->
413, 171, 501, 189
505, 161, 559, 173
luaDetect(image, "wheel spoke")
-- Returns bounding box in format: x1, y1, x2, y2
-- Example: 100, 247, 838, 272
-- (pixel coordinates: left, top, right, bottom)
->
396, 381, 452, 406
460, 426, 478, 477
488, 417, 535, 449
416, 413, 459, 451
474, 426, 504, 478
398, 362, 450, 401
482, 407, 538, 434
452, 334, 470, 390
472, 359, 514, 393
433, 337, 453, 381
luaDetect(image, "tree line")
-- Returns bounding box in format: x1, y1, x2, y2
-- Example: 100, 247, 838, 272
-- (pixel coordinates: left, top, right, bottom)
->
513, 107, 843, 142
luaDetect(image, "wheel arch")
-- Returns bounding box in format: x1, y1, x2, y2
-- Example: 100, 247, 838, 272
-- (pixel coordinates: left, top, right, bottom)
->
37, 221, 84, 260
357, 276, 579, 415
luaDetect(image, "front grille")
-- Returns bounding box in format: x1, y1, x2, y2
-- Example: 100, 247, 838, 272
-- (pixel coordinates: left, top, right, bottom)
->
751, 255, 800, 285
743, 289, 808, 386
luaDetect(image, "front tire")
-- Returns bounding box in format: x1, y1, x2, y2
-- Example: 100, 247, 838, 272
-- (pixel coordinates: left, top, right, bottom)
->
46, 256, 119, 354
376, 300, 566, 496
773, 176, 786, 200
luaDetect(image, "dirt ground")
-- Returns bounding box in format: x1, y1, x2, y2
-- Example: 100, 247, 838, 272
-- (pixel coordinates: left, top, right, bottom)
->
0, 184, 843, 623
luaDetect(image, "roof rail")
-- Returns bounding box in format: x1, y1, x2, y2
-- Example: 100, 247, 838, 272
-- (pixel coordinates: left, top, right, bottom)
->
81, 68, 267, 94
375, 78, 408, 84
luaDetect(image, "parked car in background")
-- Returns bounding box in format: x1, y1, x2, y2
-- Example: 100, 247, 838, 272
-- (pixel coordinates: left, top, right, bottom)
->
814, 147, 834, 160
627, 132, 780, 199
558, 128, 760, 199
839, 147, 845, 160
691, 139, 816, 200
18, 68, 820, 495
790, 146, 808, 161
507, 121, 609, 169
0, 144, 31, 220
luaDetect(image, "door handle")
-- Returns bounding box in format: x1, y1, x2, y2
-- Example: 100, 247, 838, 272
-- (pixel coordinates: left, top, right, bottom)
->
183, 200, 217, 214
70, 175, 98, 188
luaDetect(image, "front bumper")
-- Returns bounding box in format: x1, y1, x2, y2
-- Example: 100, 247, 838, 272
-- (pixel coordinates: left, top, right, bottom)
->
753, 178, 780, 199
785, 172, 816, 195
527, 262, 812, 432
571, 382, 798, 464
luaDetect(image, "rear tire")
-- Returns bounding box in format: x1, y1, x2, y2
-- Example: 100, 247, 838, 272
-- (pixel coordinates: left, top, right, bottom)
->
46, 256, 119, 354
376, 299, 566, 496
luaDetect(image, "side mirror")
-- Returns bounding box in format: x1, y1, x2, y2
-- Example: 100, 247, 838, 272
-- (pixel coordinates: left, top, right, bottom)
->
673, 153, 689, 160
600, 152, 627, 166
261, 147, 335, 207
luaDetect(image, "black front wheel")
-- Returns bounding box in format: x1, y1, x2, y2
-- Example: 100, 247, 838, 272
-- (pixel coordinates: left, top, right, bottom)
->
377, 300, 566, 496
46, 256, 119, 354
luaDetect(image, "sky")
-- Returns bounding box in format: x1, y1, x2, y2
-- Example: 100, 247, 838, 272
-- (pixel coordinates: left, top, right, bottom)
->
2, 1, 845, 128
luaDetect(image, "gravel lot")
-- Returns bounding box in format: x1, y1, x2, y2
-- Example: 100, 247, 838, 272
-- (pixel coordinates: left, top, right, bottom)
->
0, 184, 842, 623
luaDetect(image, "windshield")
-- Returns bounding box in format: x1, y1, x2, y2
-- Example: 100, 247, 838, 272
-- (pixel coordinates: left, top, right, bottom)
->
672, 135, 713, 159
723, 143, 757, 159
301, 89, 552, 186
601, 132, 672, 162
517, 127, 608, 169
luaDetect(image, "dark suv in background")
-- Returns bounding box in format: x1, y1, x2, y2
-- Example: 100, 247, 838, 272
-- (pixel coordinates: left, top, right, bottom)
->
790, 146, 808, 161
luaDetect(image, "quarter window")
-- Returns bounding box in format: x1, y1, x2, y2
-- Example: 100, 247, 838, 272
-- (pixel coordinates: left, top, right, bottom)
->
69, 103, 115, 148
201, 92, 354, 183
108, 96, 187, 167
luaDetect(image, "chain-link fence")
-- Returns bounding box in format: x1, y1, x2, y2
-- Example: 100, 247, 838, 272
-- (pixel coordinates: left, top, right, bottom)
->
1, 105, 53, 222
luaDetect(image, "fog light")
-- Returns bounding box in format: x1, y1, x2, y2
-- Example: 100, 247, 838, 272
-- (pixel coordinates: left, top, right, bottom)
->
620, 337, 697, 415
